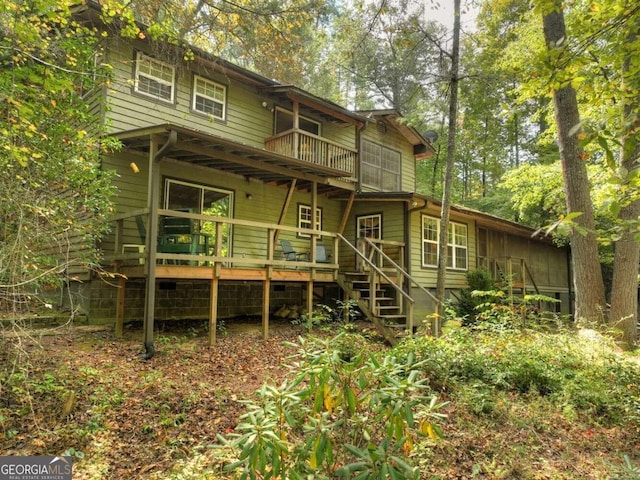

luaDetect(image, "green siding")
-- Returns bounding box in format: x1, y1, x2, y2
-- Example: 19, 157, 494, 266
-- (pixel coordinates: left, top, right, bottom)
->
104, 39, 354, 151
407, 206, 477, 290
102, 152, 344, 261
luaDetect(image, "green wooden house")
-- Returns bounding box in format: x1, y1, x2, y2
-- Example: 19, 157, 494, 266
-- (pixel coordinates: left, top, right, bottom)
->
76, 5, 571, 354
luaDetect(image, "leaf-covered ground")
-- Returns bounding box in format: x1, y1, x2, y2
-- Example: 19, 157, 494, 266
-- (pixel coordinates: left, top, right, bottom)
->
1, 320, 638, 479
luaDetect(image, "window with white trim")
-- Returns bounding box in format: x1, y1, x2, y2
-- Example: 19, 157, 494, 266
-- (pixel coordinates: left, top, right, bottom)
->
134, 52, 175, 103
357, 214, 382, 240
298, 204, 322, 237
193, 75, 226, 119
421, 215, 468, 270
361, 140, 401, 191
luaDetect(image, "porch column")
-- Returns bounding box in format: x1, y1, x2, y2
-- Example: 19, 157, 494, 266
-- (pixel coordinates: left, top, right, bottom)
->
310, 181, 318, 261
306, 280, 313, 321
209, 277, 219, 345
293, 100, 300, 159
142, 131, 176, 358
262, 278, 271, 339
115, 275, 126, 338
142, 136, 160, 358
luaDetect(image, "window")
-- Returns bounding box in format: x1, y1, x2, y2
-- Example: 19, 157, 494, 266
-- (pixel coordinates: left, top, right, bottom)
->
275, 108, 320, 135
298, 204, 322, 237
421, 215, 468, 270
361, 140, 401, 191
193, 76, 226, 119
134, 52, 175, 103
357, 214, 382, 240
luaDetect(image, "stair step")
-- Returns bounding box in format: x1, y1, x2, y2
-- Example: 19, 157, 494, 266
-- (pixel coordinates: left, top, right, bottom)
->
351, 280, 380, 287
377, 305, 400, 311
384, 322, 409, 329
379, 314, 407, 320
373, 297, 395, 302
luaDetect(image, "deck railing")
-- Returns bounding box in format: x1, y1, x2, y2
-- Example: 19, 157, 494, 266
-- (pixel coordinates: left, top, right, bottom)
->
264, 128, 357, 177
107, 209, 340, 271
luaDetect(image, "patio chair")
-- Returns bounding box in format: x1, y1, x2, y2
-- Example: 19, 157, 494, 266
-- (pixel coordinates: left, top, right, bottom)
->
280, 239, 307, 261
315, 244, 331, 264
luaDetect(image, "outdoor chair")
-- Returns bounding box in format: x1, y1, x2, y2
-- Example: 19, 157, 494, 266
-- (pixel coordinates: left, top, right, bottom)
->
159, 216, 211, 264
280, 239, 307, 261
315, 244, 331, 264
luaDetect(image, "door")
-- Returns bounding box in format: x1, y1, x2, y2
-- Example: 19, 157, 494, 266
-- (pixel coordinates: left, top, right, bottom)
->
164, 179, 234, 257
356, 214, 382, 270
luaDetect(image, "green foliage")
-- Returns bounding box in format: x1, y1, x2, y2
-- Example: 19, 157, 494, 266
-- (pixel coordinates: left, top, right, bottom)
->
393, 327, 640, 426
215, 334, 446, 479
456, 268, 496, 322
295, 300, 361, 331
0, 0, 118, 313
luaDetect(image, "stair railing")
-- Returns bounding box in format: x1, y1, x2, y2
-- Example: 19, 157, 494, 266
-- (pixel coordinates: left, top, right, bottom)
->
359, 237, 441, 305
337, 234, 443, 333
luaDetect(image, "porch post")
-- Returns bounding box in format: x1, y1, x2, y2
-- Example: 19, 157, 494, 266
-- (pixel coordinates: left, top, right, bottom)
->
310, 181, 318, 262
293, 100, 300, 159
141, 132, 177, 359
209, 277, 219, 345
306, 280, 314, 322
262, 278, 270, 339
115, 275, 126, 338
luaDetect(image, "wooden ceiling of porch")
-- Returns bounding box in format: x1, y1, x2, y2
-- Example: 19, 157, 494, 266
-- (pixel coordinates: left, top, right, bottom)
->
114, 124, 356, 195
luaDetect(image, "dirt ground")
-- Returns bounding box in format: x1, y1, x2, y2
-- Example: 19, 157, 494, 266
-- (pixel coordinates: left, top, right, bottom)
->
0, 318, 320, 478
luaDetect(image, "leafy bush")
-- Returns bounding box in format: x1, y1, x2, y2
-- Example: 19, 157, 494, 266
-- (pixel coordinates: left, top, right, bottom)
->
393, 328, 640, 426
456, 268, 495, 322
215, 334, 447, 479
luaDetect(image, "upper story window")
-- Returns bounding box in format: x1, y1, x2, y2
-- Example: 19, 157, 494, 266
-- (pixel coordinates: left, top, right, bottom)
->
421, 215, 468, 270
361, 140, 401, 191
275, 108, 321, 136
193, 75, 226, 119
134, 52, 175, 103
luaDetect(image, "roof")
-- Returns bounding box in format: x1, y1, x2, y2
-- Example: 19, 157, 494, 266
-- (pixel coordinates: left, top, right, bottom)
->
358, 110, 436, 159
351, 191, 556, 242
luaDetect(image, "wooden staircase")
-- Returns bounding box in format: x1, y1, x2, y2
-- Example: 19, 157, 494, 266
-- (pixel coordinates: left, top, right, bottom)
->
337, 272, 407, 343
335, 234, 441, 345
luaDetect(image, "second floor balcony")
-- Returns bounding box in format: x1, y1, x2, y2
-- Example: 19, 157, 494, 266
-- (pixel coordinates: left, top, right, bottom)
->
264, 128, 357, 179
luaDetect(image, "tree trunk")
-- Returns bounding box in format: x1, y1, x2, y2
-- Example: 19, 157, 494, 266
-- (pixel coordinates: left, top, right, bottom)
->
609, 26, 639, 350
541, 4, 606, 322
434, 0, 461, 335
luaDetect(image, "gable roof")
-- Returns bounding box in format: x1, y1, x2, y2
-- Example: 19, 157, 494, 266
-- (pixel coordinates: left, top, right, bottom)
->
358, 109, 435, 159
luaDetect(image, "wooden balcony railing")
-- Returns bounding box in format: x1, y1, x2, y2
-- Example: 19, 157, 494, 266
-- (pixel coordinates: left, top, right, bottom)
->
107, 209, 341, 270
264, 129, 357, 177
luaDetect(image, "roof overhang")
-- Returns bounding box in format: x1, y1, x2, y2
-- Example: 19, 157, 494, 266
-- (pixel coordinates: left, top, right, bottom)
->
109, 124, 356, 195
348, 191, 556, 243
358, 110, 436, 160
259, 85, 369, 128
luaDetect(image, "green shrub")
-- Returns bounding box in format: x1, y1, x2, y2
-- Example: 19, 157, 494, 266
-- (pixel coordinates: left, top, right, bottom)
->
215, 334, 447, 479
393, 328, 640, 426
456, 268, 495, 322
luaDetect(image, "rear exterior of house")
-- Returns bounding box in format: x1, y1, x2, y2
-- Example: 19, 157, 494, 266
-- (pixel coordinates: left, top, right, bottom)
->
76, 11, 572, 349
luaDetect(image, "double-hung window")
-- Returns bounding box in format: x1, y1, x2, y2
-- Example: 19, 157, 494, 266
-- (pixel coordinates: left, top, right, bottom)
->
193, 76, 226, 119
134, 52, 175, 103
361, 140, 401, 191
298, 204, 322, 237
421, 215, 468, 270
